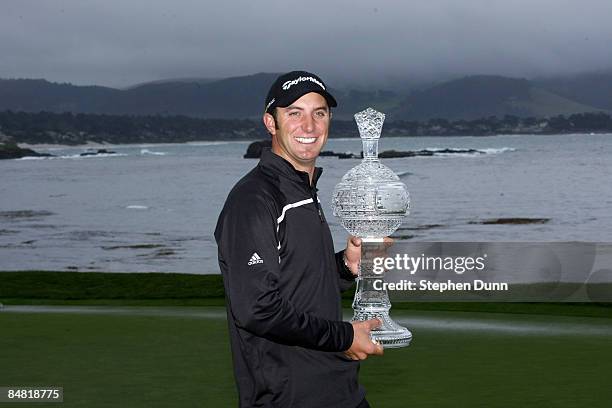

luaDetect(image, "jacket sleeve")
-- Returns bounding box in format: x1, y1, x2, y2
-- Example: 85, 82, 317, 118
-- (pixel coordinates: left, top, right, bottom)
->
215, 193, 354, 352
335, 250, 357, 292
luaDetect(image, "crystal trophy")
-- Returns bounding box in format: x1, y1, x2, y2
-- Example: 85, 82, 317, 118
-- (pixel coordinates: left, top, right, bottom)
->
332, 107, 412, 348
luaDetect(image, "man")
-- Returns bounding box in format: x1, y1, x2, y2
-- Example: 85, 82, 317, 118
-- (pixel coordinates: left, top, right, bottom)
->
215, 71, 383, 408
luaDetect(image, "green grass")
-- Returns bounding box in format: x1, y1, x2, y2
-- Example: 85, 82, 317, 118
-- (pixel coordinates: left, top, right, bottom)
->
2, 271, 611, 318
0, 271, 225, 300
0, 297, 227, 306
362, 327, 612, 407
1, 307, 611, 407
385, 301, 612, 318
0, 309, 236, 407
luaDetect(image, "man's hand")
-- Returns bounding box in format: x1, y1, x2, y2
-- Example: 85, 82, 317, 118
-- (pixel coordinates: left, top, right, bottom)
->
344, 319, 384, 360
344, 236, 395, 276
343, 236, 362, 276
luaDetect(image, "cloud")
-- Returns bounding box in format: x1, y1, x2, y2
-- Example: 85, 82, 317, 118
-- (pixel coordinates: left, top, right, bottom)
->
1, 0, 611, 87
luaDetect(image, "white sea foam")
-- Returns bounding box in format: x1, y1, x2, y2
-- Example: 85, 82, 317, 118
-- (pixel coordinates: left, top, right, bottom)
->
17, 152, 128, 160
16, 156, 48, 160
433, 153, 481, 158
58, 153, 128, 159
185, 141, 249, 146
126, 205, 148, 210
140, 149, 167, 156
422, 147, 516, 157
478, 147, 516, 154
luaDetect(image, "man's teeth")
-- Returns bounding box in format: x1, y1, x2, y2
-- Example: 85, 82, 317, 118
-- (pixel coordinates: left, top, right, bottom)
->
296, 137, 316, 144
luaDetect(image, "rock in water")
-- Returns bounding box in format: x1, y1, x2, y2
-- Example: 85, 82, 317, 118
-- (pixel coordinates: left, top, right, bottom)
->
80, 149, 117, 157
0, 135, 54, 160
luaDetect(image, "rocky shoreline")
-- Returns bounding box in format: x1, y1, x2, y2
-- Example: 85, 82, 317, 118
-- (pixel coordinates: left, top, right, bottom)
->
243, 139, 487, 159
0, 134, 121, 160
0, 134, 53, 160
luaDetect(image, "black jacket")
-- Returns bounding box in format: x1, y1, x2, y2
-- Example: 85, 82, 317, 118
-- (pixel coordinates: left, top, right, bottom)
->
215, 149, 365, 407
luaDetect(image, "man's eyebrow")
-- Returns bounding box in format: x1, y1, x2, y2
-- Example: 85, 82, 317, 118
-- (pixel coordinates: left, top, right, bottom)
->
285, 105, 329, 111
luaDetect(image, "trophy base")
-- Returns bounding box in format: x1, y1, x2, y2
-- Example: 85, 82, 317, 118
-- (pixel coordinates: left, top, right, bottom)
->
353, 309, 412, 348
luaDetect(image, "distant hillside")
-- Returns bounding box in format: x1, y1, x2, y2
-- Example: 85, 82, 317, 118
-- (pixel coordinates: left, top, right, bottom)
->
0, 73, 279, 119
390, 75, 603, 120
106, 73, 279, 118
0, 75, 403, 120
0, 74, 278, 118
535, 70, 612, 111
1, 73, 609, 120
0, 79, 120, 113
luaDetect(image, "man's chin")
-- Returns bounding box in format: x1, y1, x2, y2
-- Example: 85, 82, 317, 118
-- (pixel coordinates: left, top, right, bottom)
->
297, 149, 322, 161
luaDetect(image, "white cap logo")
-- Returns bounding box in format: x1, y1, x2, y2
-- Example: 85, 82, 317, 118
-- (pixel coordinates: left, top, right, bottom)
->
265, 98, 275, 111
282, 76, 325, 91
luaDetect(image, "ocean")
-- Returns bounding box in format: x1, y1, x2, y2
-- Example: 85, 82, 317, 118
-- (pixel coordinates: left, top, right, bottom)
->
1, 134, 611, 273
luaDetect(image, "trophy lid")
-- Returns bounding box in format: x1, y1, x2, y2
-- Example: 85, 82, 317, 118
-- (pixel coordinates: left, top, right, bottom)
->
355, 107, 385, 140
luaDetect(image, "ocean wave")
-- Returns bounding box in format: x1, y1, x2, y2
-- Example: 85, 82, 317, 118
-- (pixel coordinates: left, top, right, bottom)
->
140, 149, 167, 156
424, 147, 516, 156
477, 147, 516, 154
17, 153, 126, 160
431, 152, 480, 158
59, 153, 128, 159
126, 205, 148, 210
185, 141, 249, 146
16, 156, 48, 160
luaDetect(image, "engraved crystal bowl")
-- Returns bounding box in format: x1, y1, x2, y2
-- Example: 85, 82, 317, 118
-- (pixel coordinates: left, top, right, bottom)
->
332, 108, 410, 238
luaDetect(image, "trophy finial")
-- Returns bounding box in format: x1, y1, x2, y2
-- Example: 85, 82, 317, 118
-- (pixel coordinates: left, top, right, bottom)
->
354, 107, 385, 140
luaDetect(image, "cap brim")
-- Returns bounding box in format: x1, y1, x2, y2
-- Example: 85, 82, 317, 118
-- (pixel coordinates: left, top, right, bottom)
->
320, 91, 337, 108
273, 89, 337, 110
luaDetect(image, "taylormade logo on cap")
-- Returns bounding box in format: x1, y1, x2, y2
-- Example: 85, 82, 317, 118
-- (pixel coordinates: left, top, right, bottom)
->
282, 76, 326, 91
265, 98, 275, 111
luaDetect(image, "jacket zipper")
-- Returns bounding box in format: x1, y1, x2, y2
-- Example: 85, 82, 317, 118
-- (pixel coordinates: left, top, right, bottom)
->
311, 187, 324, 223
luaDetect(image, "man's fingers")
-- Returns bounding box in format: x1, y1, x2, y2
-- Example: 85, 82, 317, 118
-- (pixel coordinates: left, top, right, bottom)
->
350, 236, 362, 247
366, 318, 383, 330
383, 236, 394, 249
348, 319, 385, 360
374, 343, 384, 355
368, 338, 384, 356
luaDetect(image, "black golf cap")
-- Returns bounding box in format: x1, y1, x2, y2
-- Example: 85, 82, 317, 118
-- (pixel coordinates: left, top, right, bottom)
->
264, 70, 338, 114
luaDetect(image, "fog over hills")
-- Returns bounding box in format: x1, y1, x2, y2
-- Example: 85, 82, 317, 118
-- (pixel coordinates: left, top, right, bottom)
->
391, 75, 604, 120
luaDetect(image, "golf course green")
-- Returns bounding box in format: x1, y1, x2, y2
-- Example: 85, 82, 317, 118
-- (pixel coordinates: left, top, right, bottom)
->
1, 272, 611, 407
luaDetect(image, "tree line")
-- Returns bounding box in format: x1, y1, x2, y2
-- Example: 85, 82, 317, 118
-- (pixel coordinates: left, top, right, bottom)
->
1, 110, 611, 145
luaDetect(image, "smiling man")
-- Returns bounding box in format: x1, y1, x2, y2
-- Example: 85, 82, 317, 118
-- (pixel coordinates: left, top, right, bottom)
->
263, 75, 332, 180
215, 71, 383, 408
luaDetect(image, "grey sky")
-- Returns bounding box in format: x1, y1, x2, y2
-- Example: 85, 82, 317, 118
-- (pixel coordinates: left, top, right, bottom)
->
2, 0, 611, 88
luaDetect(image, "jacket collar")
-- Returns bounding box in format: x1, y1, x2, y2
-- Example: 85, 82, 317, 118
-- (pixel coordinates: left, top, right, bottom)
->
259, 148, 323, 188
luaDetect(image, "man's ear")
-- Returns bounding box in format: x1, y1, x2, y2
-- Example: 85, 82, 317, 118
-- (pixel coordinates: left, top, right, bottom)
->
263, 112, 276, 136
